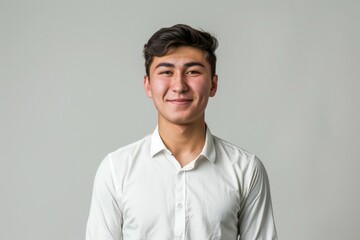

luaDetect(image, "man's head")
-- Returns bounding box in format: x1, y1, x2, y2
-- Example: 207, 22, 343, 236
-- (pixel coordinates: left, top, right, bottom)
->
143, 24, 218, 78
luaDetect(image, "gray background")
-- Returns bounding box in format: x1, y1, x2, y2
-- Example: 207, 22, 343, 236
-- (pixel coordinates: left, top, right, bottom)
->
1, 0, 359, 239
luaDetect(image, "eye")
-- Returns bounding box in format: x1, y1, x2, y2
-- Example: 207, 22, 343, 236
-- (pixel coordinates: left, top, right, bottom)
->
186, 70, 201, 76
159, 71, 173, 76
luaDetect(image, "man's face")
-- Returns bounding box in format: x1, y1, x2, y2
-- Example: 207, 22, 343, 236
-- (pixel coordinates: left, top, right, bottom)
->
144, 46, 218, 126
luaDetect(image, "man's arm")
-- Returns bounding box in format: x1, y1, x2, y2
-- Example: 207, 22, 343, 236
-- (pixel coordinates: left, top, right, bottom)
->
238, 156, 278, 240
86, 156, 122, 240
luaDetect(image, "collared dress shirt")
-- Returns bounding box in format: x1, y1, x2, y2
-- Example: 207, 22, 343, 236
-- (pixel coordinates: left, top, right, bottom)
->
86, 127, 277, 240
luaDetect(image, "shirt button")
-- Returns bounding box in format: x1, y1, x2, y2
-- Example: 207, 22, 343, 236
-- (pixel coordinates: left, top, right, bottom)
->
177, 203, 183, 208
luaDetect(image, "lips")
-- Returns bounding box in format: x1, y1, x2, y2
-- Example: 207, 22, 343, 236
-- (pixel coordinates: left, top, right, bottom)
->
167, 98, 193, 105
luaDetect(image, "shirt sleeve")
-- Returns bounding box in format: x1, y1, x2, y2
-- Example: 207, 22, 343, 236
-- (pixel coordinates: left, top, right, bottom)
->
86, 155, 123, 240
238, 156, 278, 240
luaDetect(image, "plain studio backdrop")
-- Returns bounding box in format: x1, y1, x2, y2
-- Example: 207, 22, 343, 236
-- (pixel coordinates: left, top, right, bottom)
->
1, 0, 359, 239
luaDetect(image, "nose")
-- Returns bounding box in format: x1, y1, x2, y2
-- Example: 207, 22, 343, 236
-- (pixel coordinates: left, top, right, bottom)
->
172, 72, 188, 93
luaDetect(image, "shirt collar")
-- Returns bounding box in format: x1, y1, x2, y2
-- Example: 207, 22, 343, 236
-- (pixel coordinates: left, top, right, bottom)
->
150, 126, 168, 157
150, 125, 216, 164
199, 126, 216, 163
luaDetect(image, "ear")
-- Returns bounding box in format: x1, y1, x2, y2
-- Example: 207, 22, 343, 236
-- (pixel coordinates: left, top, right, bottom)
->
209, 74, 218, 97
144, 75, 152, 98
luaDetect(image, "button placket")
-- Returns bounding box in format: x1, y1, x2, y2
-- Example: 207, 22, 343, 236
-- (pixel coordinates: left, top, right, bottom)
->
174, 170, 186, 240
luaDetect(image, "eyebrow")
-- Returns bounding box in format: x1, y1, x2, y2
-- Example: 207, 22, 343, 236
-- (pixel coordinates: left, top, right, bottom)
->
154, 61, 205, 69
154, 62, 175, 69
184, 61, 205, 68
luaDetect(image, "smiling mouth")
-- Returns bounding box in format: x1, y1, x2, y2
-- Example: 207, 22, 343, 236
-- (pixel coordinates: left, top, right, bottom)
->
167, 99, 193, 105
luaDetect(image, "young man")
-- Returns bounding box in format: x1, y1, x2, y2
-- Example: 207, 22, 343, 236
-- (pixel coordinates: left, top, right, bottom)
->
86, 24, 277, 240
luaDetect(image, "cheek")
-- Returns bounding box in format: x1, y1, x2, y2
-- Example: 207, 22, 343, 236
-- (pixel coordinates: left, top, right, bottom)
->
192, 83, 212, 98
151, 80, 168, 96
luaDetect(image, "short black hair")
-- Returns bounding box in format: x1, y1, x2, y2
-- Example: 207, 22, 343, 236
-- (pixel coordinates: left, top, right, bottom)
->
143, 24, 218, 77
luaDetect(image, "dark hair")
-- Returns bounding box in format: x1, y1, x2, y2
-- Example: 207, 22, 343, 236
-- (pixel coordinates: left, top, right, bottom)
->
143, 24, 218, 77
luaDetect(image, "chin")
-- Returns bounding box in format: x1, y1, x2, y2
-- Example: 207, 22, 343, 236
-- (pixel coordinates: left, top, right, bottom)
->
164, 115, 204, 126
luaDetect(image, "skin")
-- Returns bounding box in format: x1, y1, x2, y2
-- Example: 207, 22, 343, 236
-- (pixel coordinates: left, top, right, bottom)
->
144, 46, 218, 166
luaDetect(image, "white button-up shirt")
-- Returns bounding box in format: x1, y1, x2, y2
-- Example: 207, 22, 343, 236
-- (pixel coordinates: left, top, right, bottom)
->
86, 127, 277, 240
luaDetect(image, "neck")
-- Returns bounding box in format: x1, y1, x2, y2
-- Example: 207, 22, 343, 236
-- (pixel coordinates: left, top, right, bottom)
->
158, 119, 206, 167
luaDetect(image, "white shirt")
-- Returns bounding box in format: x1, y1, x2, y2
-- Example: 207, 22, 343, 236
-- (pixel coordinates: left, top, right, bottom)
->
86, 127, 277, 240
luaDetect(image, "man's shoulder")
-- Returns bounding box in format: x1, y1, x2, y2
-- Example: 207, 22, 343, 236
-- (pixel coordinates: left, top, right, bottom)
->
211, 134, 267, 183
213, 134, 253, 156
212, 134, 256, 165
